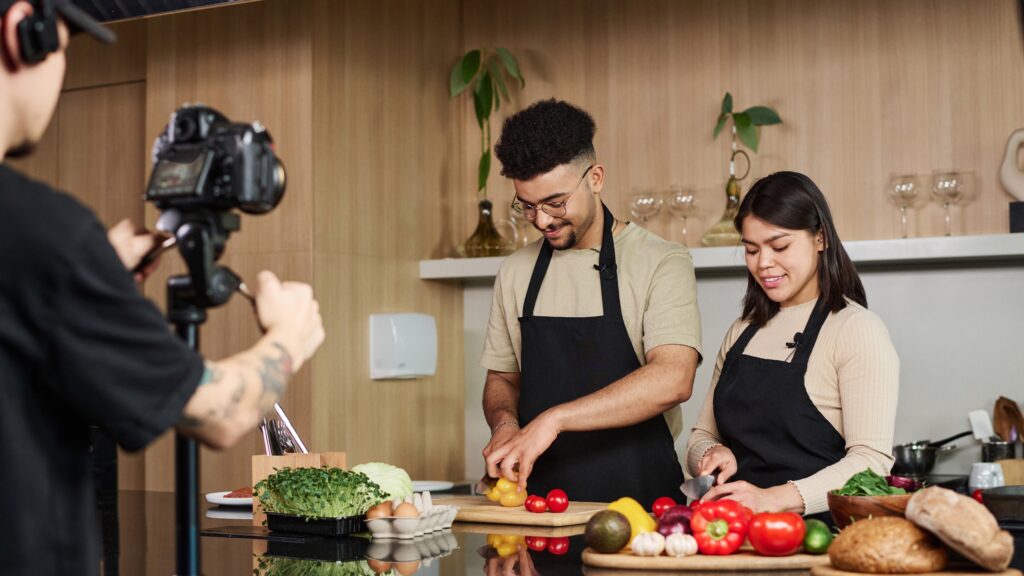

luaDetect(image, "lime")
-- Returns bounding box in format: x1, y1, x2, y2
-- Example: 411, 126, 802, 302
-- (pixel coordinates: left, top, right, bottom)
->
803, 519, 834, 554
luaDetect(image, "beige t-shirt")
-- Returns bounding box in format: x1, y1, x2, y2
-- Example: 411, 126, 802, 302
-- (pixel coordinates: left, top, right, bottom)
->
480, 222, 703, 439
685, 298, 900, 515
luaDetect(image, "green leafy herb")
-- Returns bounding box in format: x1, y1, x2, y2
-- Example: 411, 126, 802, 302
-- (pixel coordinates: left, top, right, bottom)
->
254, 466, 387, 520
255, 556, 384, 576
834, 469, 907, 497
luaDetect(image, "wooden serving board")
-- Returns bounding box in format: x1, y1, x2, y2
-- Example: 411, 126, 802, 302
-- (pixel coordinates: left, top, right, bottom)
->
812, 565, 1022, 576
452, 521, 585, 537
582, 548, 832, 571
434, 495, 605, 526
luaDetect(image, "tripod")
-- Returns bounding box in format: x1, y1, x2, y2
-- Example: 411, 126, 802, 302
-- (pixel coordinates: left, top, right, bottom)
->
164, 208, 244, 576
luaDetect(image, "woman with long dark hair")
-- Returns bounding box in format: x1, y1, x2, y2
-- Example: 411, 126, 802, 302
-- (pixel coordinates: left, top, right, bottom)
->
685, 171, 899, 523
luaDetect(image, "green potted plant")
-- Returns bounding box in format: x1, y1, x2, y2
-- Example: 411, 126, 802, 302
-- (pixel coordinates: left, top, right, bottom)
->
701, 92, 783, 247
449, 48, 525, 257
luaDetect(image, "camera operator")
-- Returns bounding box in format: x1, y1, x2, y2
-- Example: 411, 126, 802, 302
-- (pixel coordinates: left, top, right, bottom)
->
0, 2, 324, 574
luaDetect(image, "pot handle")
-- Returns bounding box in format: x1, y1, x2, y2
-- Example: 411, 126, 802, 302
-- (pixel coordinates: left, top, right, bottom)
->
938, 444, 957, 453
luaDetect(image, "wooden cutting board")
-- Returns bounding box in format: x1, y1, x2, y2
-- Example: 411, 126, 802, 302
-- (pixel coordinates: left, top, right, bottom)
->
452, 521, 585, 537
812, 565, 1022, 576
434, 495, 605, 526
582, 548, 831, 571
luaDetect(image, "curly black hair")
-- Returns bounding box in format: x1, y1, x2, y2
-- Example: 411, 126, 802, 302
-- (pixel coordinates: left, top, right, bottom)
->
494, 99, 596, 181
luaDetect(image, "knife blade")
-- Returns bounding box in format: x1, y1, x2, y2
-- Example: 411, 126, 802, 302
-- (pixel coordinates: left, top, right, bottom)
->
681, 474, 715, 501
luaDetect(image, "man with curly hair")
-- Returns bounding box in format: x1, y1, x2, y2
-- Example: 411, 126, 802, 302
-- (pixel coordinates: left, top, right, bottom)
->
481, 99, 702, 504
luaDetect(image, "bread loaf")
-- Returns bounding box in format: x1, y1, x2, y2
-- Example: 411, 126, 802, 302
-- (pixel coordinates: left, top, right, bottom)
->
905, 486, 1013, 572
828, 516, 947, 573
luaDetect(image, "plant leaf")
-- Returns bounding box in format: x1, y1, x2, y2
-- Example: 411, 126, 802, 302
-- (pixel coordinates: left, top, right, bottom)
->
713, 113, 728, 139
721, 92, 733, 115
496, 47, 524, 87
743, 106, 782, 126
478, 149, 491, 192
473, 71, 494, 127
450, 49, 481, 97
733, 113, 759, 152
488, 58, 510, 106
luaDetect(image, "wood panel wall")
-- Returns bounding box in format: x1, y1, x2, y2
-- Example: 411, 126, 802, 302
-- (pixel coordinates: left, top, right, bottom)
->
460, 0, 1024, 246
7, 0, 1023, 506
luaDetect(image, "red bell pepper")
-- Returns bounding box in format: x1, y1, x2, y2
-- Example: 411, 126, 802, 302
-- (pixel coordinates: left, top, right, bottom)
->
689, 499, 749, 555
748, 512, 806, 556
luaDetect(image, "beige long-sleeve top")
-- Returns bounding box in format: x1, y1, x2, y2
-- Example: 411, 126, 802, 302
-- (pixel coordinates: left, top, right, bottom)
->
685, 298, 899, 515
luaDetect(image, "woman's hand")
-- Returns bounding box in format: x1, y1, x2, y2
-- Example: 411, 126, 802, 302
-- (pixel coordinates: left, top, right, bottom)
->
701, 481, 805, 514
699, 445, 738, 484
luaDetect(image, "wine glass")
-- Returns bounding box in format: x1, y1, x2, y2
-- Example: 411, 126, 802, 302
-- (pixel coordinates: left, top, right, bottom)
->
887, 174, 925, 238
666, 186, 697, 243
931, 171, 972, 236
628, 187, 662, 224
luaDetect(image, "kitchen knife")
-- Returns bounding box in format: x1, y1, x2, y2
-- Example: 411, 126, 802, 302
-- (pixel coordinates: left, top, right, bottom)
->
681, 474, 715, 501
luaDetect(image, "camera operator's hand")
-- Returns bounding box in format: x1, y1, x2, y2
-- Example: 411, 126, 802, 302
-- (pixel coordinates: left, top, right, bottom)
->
107, 219, 166, 282
254, 271, 324, 372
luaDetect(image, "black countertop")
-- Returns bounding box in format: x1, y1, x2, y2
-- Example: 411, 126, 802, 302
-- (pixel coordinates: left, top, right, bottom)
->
102, 489, 1022, 575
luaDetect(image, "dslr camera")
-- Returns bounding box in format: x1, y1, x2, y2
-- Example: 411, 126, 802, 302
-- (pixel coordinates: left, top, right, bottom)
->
145, 105, 285, 213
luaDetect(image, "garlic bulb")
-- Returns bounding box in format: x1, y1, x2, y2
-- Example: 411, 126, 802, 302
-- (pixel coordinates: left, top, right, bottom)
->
630, 531, 666, 557
665, 533, 698, 558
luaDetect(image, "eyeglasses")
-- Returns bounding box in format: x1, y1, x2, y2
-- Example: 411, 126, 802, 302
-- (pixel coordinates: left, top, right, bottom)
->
511, 165, 594, 220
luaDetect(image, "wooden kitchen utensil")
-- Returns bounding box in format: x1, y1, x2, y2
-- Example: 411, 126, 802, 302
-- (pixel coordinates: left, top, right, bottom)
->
994, 397, 1023, 443
250, 452, 347, 526
434, 495, 604, 526
999, 459, 1024, 486
582, 547, 831, 571
812, 565, 1022, 576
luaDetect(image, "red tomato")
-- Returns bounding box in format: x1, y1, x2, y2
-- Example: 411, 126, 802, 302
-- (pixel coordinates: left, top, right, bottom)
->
972, 489, 985, 503
546, 489, 569, 513
546, 536, 570, 555
524, 536, 548, 552
525, 495, 548, 513
651, 496, 677, 519
747, 512, 806, 556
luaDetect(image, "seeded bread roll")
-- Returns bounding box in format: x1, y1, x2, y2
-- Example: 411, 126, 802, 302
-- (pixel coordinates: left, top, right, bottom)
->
828, 516, 948, 573
905, 486, 1013, 572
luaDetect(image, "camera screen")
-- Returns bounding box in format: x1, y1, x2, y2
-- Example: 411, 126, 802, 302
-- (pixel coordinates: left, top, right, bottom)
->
148, 151, 210, 198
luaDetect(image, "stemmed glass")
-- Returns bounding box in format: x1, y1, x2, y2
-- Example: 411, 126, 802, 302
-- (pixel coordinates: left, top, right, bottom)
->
931, 171, 971, 236
666, 186, 697, 243
887, 174, 925, 238
629, 187, 662, 224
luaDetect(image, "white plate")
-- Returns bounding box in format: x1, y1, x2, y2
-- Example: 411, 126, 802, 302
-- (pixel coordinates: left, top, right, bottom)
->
205, 491, 253, 507
411, 480, 455, 492
205, 508, 254, 521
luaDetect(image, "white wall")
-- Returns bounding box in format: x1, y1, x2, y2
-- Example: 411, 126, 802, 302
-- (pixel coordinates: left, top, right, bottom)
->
463, 262, 1024, 481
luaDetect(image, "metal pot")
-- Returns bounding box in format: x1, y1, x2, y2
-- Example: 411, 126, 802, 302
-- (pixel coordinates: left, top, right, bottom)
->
891, 430, 972, 478
892, 443, 955, 478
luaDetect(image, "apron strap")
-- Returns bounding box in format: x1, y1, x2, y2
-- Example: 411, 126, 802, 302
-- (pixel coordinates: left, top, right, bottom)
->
791, 299, 831, 366
522, 203, 620, 319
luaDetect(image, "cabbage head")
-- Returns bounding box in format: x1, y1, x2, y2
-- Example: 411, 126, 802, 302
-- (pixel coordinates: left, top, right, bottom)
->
351, 462, 413, 500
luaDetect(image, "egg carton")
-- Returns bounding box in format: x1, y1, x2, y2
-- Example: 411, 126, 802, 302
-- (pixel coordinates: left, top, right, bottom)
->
366, 530, 459, 564
365, 505, 458, 539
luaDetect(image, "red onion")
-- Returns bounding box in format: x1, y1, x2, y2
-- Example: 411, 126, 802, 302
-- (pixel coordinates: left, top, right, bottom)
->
656, 504, 693, 536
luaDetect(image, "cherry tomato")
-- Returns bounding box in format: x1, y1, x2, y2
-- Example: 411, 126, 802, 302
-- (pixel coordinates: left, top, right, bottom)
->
525, 495, 548, 513
651, 496, 677, 519
972, 489, 985, 503
524, 536, 548, 552
546, 536, 570, 555
546, 489, 570, 513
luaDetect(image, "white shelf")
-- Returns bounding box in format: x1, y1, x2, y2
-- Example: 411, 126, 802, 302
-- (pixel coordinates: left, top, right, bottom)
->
420, 234, 1024, 280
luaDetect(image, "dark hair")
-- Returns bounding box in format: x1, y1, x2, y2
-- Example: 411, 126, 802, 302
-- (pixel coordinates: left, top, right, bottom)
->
494, 99, 596, 181
734, 171, 866, 327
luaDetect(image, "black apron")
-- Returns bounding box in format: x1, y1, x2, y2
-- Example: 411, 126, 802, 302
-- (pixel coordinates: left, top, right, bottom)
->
713, 300, 846, 524
517, 204, 684, 508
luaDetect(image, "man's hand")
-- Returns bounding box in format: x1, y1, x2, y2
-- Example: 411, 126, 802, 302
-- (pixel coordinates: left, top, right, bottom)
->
254, 271, 325, 373
485, 410, 561, 491
482, 422, 520, 462
107, 219, 166, 281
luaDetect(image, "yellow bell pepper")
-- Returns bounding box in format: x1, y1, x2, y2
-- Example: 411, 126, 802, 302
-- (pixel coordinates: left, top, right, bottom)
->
487, 534, 525, 558
486, 477, 528, 507
607, 497, 657, 542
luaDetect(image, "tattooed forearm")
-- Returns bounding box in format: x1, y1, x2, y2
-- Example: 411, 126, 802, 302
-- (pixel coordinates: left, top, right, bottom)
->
257, 342, 293, 406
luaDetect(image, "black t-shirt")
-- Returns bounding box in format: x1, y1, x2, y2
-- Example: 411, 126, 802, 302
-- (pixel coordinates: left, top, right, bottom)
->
0, 165, 204, 575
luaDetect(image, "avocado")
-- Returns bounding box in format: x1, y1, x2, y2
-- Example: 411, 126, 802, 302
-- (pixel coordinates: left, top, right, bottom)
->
585, 510, 632, 554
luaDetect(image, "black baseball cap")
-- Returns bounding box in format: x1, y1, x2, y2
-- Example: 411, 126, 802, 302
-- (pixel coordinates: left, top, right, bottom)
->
0, 0, 116, 44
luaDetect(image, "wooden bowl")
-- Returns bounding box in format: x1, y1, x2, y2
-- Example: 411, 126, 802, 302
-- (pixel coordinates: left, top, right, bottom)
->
827, 492, 912, 529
